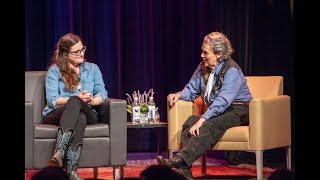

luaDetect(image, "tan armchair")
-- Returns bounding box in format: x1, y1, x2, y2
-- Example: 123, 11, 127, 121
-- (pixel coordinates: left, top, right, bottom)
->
167, 76, 291, 180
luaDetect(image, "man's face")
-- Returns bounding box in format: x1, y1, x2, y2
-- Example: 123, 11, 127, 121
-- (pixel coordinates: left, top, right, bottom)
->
200, 42, 221, 68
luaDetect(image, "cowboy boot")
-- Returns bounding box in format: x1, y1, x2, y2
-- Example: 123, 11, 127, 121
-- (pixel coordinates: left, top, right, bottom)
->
65, 143, 84, 180
48, 128, 75, 167
157, 155, 185, 168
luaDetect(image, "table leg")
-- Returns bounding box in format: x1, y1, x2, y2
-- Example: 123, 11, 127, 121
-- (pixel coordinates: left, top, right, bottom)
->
157, 127, 161, 155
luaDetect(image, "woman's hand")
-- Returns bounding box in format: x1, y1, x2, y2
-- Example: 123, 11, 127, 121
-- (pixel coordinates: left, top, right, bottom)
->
189, 118, 206, 136
78, 91, 92, 104
167, 93, 181, 106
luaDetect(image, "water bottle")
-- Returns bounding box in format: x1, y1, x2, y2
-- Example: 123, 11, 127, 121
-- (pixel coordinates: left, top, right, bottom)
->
148, 96, 156, 123
155, 109, 160, 123
132, 96, 140, 124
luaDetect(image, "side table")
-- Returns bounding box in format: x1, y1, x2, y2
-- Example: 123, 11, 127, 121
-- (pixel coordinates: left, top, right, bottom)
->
127, 122, 167, 155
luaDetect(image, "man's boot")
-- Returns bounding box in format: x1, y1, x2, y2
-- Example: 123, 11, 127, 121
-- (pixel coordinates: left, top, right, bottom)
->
173, 166, 194, 180
66, 143, 84, 180
48, 128, 75, 167
157, 155, 185, 168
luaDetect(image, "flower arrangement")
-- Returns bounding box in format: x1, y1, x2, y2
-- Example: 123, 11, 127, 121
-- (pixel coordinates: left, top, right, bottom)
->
126, 89, 158, 114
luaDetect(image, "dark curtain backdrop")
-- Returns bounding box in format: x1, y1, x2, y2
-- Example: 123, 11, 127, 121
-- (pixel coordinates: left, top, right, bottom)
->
25, 0, 294, 154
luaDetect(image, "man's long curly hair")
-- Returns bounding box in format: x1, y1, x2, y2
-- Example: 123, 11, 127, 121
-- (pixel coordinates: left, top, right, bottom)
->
200, 32, 234, 81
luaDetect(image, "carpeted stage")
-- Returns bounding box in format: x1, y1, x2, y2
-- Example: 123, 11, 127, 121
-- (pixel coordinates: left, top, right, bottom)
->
25, 151, 283, 180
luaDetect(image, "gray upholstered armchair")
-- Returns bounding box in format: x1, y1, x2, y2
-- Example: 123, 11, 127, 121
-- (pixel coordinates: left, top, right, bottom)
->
25, 71, 127, 179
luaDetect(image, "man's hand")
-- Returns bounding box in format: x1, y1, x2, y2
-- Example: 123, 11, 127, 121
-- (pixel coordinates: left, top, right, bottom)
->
167, 93, 181, 106
189, 118, 206, 136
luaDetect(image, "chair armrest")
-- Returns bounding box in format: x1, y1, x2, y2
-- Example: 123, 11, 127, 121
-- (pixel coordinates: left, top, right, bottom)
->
249, 95, 291, 150
167, 100, 193, 150
25, 102, 34, 169
96, 98, 127, 165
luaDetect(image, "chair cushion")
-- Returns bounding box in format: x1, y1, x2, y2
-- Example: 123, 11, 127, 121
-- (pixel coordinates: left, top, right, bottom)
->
83, 123, 110, 138
218, 126, 249, 142
34, 123, 109, 139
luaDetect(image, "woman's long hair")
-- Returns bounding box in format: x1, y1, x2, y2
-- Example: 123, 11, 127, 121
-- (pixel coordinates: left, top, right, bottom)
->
49, 33, 83, 90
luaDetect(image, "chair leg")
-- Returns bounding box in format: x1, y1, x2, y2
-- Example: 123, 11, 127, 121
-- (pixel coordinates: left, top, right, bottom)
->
255, 150, 264, 180
113, 166, 121, 180
120, 165, 124, 179
93, 167, 98, 179
286, 146, 292, 170
169, 150, 174, 159
201, 151, 207, 176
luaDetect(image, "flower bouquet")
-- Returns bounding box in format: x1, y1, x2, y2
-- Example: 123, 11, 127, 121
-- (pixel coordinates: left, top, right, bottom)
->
126, 89, 158, 123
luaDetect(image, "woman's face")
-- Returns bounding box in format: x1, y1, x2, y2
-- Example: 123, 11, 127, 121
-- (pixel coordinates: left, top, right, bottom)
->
66, 41, 86, 66
200, 42, 221, 68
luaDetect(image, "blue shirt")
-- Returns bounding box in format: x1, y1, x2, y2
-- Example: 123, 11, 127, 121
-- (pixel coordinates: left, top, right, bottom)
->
42, 62, 108, 116
179, 61, 252, 120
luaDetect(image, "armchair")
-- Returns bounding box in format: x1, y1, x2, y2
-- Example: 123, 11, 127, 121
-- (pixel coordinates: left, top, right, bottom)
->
25, 71, 127, 179
167, 76, 291, 180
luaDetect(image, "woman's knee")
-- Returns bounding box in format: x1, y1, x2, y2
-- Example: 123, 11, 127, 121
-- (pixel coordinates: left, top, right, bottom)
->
65, 96, 82, 109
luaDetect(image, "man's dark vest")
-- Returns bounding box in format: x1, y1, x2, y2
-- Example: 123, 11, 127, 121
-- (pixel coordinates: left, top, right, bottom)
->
203, 58, 240, 105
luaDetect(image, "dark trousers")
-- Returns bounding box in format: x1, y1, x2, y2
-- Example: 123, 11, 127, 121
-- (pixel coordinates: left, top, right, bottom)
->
43, 96, 99, 146
176, 104, 249, 167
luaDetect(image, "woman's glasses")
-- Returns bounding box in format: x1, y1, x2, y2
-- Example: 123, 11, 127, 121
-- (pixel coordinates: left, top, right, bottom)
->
69, 46, 86, 56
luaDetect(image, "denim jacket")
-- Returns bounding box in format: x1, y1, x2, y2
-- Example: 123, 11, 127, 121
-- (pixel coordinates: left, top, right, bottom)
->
42, 62, 108, 117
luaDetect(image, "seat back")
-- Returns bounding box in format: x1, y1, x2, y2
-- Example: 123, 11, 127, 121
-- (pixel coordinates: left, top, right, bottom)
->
245, 76, 283, 98
25, 71, 47, 123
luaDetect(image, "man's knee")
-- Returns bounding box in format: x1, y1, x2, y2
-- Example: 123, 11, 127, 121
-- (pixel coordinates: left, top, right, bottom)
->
183, 115, 200, 127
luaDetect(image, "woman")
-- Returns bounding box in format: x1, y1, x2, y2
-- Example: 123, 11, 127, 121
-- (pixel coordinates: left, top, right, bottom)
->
42, 33, 108, 180
157, 32, 253, 180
